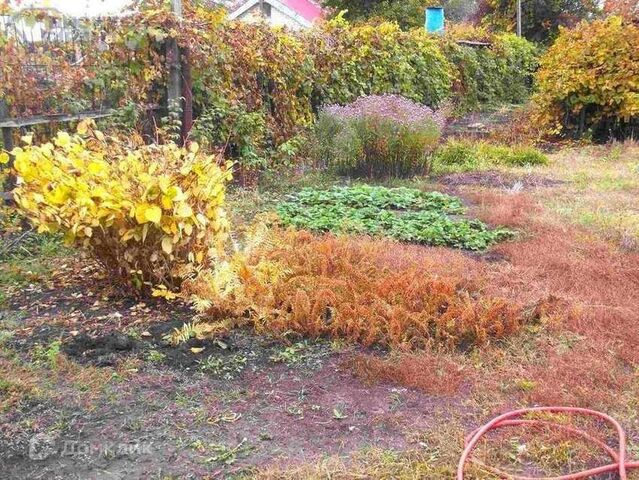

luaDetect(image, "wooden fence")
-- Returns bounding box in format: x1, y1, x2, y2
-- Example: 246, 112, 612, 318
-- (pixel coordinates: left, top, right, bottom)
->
0, 4, 189, 202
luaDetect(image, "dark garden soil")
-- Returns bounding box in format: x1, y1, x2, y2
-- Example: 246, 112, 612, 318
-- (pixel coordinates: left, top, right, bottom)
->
438, 170, 564, 189
0, 256, 472, 479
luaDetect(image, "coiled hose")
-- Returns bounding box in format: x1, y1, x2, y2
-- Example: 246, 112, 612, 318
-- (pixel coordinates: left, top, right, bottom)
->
458, 407, 639, 479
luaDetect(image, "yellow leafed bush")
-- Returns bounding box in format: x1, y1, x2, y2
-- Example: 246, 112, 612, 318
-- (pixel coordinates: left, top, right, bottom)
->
533, 16, 639, 140
12, 122, 233, 291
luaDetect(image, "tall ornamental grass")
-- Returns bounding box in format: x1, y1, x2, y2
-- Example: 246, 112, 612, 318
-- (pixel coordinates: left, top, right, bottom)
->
314, 95, 445, 178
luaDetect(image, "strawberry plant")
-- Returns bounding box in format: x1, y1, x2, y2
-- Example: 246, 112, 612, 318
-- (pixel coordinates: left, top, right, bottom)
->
276, 185, 512, 250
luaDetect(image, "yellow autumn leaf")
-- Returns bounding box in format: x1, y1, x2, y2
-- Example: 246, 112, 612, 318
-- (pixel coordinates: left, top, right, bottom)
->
161, 195, 173, 209
0, 152, 9, 164
190, 347, 205, 354
145, 205, 162, 224
161, 236, 174, 254
158, 175, 171, 193
46, 185, 70, 205
88, 161, 107, 175
135, 203, 161, 224
176, 203, 193, 218
166, 186, 186, 201
152, 288, 178, 300
54, 132, 71, 147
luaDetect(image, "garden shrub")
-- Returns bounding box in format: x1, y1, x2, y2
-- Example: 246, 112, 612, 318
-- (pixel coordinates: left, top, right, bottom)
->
276, 185, 512, 250
433, 139, 549, 172
12, 122, 232, 291
192, 100, 269, 171
533, 16, 639, 140
442, 32, 538, 113
182, 228, 530, 350
306, 18, 453, 109
313, 95, 444, 177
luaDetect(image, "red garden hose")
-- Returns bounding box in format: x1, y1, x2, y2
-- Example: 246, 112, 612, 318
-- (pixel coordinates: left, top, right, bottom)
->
458, 407, 639, 479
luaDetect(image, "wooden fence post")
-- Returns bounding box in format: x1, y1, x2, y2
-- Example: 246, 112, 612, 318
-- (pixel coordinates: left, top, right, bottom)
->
0, 99, 16, 194
167, 0, 183, 141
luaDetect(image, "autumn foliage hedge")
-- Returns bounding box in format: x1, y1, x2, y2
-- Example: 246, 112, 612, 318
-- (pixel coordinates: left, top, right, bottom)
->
534, 16, 639, 139
307, 17, 453, 109
442, 31, 538, 113
0, 2, 538, 165
12, 122, 232, 291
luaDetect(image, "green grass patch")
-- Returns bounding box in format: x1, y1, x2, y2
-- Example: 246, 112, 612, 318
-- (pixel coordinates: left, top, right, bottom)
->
432, 139, 549, 174
276, 185, 512, 250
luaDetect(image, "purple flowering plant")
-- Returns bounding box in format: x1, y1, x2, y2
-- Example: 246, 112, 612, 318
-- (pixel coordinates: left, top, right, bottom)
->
322, 94, 447, 131
314, 95, 446, 177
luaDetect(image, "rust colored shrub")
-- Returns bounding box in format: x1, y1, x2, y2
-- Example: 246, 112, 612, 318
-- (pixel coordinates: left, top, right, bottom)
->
184, 228, 537, 350
256, 232, 531, 349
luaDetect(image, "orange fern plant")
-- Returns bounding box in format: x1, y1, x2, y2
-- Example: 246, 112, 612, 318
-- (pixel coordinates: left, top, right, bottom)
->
182, 225, 540, 350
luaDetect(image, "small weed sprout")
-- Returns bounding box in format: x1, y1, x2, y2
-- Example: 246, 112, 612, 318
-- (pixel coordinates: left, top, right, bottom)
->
198, 354, 247, 380
32, 340, 62, 368
145, 349, 166, 363
269, 342, 309, 365
205, 438, 251, 465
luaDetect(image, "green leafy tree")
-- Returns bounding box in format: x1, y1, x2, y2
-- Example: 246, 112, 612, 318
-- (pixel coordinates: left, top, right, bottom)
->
321, 0, 479, 29
475, 0, 601, 42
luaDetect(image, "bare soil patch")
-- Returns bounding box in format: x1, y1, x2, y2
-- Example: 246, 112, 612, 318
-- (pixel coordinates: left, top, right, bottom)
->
438, 170, 564, 188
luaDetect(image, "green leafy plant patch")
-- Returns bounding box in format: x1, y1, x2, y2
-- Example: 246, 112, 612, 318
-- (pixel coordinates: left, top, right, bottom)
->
276, 185, 512, 250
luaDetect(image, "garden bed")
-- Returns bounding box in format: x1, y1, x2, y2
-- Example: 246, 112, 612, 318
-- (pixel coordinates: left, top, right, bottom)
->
2, 144, 639, 479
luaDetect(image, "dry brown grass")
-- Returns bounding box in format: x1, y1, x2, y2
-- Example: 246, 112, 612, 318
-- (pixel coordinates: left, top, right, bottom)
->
347, 350, 473, 396
466, 190, 541, 229
467, 190, 639, 407
341, 187, 639, 411
0, 357, 43, 411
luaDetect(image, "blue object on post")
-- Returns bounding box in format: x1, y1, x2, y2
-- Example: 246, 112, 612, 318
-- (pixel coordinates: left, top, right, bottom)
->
425, 7, 445, 34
